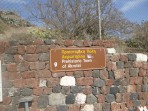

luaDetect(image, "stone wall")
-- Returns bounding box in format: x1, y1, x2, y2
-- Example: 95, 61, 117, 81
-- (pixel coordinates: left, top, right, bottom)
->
0, 39, 147, 111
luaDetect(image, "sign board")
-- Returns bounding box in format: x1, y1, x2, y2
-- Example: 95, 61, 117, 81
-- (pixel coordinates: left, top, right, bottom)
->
0, 61, 2, 102
50, 48, 106, 72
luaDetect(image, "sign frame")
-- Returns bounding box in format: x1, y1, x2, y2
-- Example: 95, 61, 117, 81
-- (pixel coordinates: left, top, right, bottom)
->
50, 47, 106, 72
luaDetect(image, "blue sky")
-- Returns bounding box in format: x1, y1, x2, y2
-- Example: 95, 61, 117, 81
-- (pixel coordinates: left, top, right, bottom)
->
0, 0, 148, 25
113, 0, 148, 23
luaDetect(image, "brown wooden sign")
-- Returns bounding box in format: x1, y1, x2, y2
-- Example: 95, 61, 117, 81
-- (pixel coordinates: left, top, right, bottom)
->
50, 48, 106, 72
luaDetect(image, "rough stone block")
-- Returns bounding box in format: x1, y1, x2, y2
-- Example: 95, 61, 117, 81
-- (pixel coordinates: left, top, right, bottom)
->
66, 71, 74, 76
108, 71, 115, 79
129, 68, 139, 77
6, 63, 17, 72
49, 93, 65, 105
92, 70, 100, 78
92, 87, 100, 95
1, 64, 7, 72
114, 69, 125, 79
37, 95, 49, 108
94, 103, 103, 111
52, 72, 66, 78
134, 77, 142, 85
84, 70, 92, 77
102, 103, 111, 111
101, 86, 110, 95
82, 86, 92, 95
64, 40, 74, 46
5, 46, 18, 54
83, 40, 92, 47
111, 102, 120, 111
74, 71, 84, 77
26, 45, 36, 54
38, 53, 49, 61
21, 88, 32, 96
81, 104, 94, 111
45, 106, 57, 111
106, 79, 114, 86
6, 105, 17, 111
47, 78, 60, 87
139, 69, 147, 77
37, 70, 51, 78
36, 45, 49, 53
135, 53, 147, 62
86, 94, 97, 104
124, 62, 133, 68
73, 40, 83, 47
121, 78, 129, 86
57, 105, 68, 111
6, 72, 21, 80
52, 85, 61, 93
98, 94, 105, 103
13, 79, 25, 88
66, 94, 75, 104
60, 76, 75, 86
75, 93, 86, 104
29, 62, 46, 70
122, 93, 130, 102
69, 104, 80, 111
3, 96, 12, 105
94, 78, 105, 87
142, 92, 148, 100
43, 87, 52, 95
61, 86, 70, 95
71, 86, 83, 94
22, 71, 36, 79
127, 54, 136, 61
25, 78, 38, 88
120, 54, 128, 62
100, 70, 108, 80
133, 62, 142, 68
107, 48, 116, 54
114, 79, 122, 86
107, 62, 117, 71
116, 61, 124, 69
130, 93, 138, 100
24, 54, 39, 62
106, 94, 115, 103
115, 93, 122, 103
133, 100, 140, 107
39, 79, 47, 87
142, 62, 148, 69
127, 85, 136, 92
55, 39, 64, 45
110, 87, 119, 95
33, 88, 43, 96
77, 77, 93, 86
3, 54, 14, 63
110, 54, 120, 61
18, 45, 26, 55
17, 62, 29, 72
142, 85, 148, 92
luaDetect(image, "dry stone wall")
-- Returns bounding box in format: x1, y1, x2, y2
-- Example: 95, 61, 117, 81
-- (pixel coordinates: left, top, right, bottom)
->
0, 39, 147, 111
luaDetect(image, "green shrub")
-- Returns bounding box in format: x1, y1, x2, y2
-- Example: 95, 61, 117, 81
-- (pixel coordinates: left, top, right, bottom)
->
30, 28, 63, 39
0, 19, 8, 34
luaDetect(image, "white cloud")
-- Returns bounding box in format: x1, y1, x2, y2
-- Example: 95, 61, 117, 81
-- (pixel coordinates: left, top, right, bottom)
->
3, 0, 27, 4
120, 0, 146, 12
